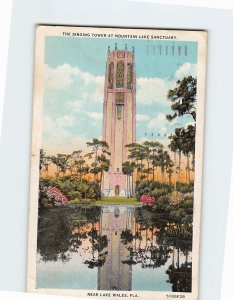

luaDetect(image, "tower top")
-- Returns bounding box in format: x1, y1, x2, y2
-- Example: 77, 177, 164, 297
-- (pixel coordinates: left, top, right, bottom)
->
107, 45, 135, 54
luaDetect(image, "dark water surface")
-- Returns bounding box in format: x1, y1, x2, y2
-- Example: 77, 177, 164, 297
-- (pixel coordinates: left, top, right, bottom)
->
36, 205, 192, 292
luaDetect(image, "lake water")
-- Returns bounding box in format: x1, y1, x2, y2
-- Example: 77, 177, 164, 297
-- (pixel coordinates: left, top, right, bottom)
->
36, 205, 192, 292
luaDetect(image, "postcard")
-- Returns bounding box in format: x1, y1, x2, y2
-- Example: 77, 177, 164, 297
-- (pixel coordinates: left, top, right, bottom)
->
27, 25, 207, 300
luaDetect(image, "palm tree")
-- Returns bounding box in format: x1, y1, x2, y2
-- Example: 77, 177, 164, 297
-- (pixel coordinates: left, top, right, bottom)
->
181, 125, 195, 183
86, 139, 110, 183
126, 143, 147, 181
68, 150, 82, 177
143, 141, 163, 181
122, 161, 136, 197
168, 140, 178, 191
86, 139, 110, 196
169, 128, 184, 182
98, 154, 110, 192
157, 150, 172, 184
166, 163, 174, 188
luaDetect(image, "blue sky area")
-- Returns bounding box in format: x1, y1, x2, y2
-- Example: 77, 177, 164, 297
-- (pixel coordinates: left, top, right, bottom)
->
42, 36, 198, 154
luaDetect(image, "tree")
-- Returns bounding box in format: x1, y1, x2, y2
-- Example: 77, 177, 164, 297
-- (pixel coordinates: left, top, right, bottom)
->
156, 150, 172, 184
68, 150, 83, 177
98, 153, 111, 192
166, 76, 197, 122
126, 143, 147, 181
86, 139, 110, 195
181, 125, 195, 183
73, 157, 89, 182
166, 163, 174, 188
122, 161, 136, 198
169, 128, 185, 182
143, 141, 163, 181
50, 154, 70, 178
39, 149, 51, 177
166, 262, 192, 292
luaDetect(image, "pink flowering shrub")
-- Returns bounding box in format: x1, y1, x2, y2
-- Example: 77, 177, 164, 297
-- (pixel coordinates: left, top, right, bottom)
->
44, 186, 69, 206
140, 195, 156, 206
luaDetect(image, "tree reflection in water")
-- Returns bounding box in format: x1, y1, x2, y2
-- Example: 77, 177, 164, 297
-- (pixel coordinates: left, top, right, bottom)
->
37, 206, 108, 267
37, 205, 192, 292
120, 206, 192, 292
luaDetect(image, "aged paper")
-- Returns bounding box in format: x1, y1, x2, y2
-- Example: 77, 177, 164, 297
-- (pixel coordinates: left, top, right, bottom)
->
27, 26, 207, 300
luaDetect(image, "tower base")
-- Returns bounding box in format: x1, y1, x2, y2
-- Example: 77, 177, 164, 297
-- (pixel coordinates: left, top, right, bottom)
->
101, 189, 132, 197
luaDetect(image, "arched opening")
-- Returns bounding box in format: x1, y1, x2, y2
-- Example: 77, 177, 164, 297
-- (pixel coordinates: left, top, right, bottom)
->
108, 62, 114, 89
127, 63, 133, 90
115, 185, 120, 196
116, 62, 124, 88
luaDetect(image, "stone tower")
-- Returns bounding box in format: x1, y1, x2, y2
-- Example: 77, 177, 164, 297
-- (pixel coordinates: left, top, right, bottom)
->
102, 45, 136, 197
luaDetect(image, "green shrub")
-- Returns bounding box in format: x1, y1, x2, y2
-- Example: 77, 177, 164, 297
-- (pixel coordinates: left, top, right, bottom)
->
68, 191, 82, 201
169, 198, 193, 223
69, 198, 81, 205
39, 178, 101, 205
176, 182, 194, 193
153, 195, 173, 214
135, 180, 172, 201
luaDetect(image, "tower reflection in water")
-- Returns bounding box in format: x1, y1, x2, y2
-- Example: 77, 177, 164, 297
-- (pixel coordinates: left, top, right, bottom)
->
37, 205, 192, 292
98, 205, 134, 291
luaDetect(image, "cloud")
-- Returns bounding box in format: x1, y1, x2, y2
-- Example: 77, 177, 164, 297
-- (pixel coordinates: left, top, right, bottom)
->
56, 115, 75, 127
135, 63, 196, 107
68, 99, 103, 121
44, 64, 105, 92
44, 64, 73, 90
68, 99, 85, 111
42, 62, 197, 154
175, 62, 197, 79
86, 111, 103, 120
42, 116, 89, 155
136, 113, 150, 122
44, 64, 104, 107
136, 77, 171, 106
147, 113, 168, 129
43, 63, 105, 151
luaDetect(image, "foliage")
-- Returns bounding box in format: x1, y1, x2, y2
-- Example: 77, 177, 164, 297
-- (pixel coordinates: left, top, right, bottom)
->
164, 222, 192, 239
39, 178, 101, 208
166, 76, 197, 122
122, 244, 172, 269
121, 230, 133, 245
122, 161, 136, 198
86, 138, 110, 195
37, 208, 72, 262
135, 180, 172, 201
152, 195, 173, 214
37, 206, 103, 263
176, 181, 194, 193
166, 263, 192, 292
169, 198, 193, 224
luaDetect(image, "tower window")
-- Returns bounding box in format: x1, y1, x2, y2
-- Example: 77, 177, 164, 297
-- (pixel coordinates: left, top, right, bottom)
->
116, 105, 123, 120
116, 92, 124, 104
127, 63, 133, 90
108, 62, 114, 89
116, 62, 124, 88
116, 92, 124, 120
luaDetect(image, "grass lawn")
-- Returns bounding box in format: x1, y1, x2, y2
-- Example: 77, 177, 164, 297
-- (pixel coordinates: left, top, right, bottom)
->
95, 197, 141, 206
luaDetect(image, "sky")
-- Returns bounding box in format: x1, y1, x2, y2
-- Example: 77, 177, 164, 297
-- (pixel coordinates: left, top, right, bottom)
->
42, 36, 197, 154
